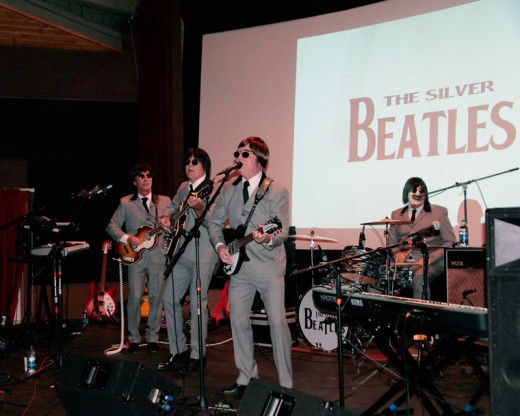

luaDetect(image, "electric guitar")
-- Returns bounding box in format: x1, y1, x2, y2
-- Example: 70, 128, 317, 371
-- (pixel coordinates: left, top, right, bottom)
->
84, 240, 117, 321
223, 216, 282, 275
163, 181, 213, 261
116, 225, 163, 265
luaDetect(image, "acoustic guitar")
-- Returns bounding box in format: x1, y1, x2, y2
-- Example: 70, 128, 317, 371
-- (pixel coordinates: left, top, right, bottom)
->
84, 240, 117, 321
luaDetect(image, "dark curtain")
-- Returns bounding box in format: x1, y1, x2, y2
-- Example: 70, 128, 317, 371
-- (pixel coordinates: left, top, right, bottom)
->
0, 189, 30, 322
137, 0, 185, 198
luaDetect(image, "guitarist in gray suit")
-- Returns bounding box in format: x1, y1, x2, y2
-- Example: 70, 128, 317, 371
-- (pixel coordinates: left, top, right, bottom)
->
106, 163, 171, 354
388, 177, 457, 300
156, 148, 218, 372
208, 137, 293, 397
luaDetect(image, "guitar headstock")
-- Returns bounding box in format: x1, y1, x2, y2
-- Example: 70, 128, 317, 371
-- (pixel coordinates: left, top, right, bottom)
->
102, 239, 112, 254
262, 216, 282, 235
195, 181, 213, 200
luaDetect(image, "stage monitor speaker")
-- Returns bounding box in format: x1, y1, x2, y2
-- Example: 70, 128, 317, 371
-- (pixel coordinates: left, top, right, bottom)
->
445, 248, 485, 306
239, 378, 351, 416
485, 207, 520, 416
56, 354, 181, 416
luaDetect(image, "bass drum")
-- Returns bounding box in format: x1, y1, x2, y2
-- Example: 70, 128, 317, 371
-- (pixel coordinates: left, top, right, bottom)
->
340, 245, 383, 286
297, 289, 348, 352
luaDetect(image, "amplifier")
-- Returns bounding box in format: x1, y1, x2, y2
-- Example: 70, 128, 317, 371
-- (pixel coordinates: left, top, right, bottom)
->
251, 308, 299, 347
445, 248, 485, 307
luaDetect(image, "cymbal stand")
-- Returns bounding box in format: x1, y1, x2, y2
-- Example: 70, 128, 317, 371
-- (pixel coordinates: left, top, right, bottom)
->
382, 223, 394, 296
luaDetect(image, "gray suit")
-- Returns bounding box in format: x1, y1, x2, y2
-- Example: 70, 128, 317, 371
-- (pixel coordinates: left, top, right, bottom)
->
162, 180, 218, 359
207, 176, 293, 388
388, 204, 457, 299
106, 193, 171, 344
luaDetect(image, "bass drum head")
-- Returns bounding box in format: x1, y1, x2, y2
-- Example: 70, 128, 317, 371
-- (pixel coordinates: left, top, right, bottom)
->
297, 289, 347, 352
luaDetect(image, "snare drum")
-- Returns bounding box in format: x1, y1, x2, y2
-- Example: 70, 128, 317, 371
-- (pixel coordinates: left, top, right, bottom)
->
297, 289, 347, 352
340, 245, 383, 286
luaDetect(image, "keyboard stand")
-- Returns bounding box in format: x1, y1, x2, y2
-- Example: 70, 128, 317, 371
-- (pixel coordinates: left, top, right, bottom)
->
360, 322, 475, 416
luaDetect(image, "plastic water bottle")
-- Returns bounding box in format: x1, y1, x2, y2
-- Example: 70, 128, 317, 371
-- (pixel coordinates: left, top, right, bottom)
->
459, 220, 469, 247
26, 346, 37, 373
81, 308, 89, 330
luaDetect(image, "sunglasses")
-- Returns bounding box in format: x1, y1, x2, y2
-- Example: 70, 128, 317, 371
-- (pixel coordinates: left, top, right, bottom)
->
184, 158, 200, 166
137, 173, 153, 179
233, 150, 255, 159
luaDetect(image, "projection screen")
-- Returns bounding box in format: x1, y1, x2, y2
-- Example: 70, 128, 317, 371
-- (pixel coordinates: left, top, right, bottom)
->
199, 0, 520, 252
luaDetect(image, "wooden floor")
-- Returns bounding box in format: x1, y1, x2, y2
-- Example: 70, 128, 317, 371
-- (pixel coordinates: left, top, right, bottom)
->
0, 306, 491, 416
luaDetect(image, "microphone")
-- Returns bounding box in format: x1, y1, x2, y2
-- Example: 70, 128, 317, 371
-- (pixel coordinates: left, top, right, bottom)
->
462, 288, 477, 297
72, 184, 113, 198
91, 184, 113, 195
86, 184, 100, 196
317, 244, 328, 263
358, 225, 366, 249
216, 161, 242, 176
403, 221, 441, 245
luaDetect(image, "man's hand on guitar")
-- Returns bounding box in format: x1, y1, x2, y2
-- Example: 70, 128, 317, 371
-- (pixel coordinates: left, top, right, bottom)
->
187, 193, 205, 216
160, 215, 172, 233
128, 235, 142, 247
253, 227, 271, 244
217, 244, 233, 264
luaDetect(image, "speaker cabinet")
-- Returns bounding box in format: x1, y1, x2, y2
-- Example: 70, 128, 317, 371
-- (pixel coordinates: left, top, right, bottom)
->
486, 207, 520, 416
56, 354, 181, 416
445, 248, 485, 306
239, 378, 350, 416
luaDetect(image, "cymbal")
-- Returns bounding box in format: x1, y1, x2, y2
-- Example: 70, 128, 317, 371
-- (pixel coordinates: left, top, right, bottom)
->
290, 233, 338, 243
361, 218, 412, 226
340, 272, 377, 285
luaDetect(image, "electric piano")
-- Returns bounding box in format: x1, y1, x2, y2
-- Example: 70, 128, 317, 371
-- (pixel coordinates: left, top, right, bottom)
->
31, 241, 90, 257
312, 287, 488, 338
313, 287, 489, 415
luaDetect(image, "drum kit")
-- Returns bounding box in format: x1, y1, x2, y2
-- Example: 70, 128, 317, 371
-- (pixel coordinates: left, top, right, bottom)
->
291, 218, 416, 353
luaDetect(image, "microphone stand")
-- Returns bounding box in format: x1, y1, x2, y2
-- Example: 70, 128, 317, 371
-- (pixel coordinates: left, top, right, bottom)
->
292, 244, 403, 410
413, 239, 429, 300
427, 167, 518, 235
163, 175, 226, 412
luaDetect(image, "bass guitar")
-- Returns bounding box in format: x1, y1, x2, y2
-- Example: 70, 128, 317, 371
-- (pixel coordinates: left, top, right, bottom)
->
163, 181, 213, 262
223, 216, 282, 275
116, 225, 163, 265
84, 240, 117, 321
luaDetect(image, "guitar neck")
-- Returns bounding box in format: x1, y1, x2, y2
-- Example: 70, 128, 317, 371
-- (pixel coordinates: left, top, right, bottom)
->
171, 202, 189, 225
99, 254, 108, 290
235, 233, 254, 250
145, 225, 163, 239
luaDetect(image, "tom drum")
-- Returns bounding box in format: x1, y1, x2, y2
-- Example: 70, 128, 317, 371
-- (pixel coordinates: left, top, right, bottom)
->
340, 245, 383, 286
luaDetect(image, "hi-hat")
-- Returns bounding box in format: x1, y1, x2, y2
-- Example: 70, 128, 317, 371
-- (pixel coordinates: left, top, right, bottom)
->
361, 218, 412, 226
290, 232, 338, 243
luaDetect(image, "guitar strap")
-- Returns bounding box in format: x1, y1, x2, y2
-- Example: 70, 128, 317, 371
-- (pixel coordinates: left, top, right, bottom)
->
243, 176, 273, 230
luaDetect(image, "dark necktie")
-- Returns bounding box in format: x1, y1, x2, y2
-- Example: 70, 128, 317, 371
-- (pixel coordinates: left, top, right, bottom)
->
411, 209, 417, 222
243, 181, 250, 204
141, 197, 149, 213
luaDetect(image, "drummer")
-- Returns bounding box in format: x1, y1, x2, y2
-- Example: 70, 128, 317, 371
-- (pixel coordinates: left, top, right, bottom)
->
387, 177, 456, 300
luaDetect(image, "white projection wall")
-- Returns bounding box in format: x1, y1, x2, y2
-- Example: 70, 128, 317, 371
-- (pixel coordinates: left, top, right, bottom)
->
199, 0, 520, 251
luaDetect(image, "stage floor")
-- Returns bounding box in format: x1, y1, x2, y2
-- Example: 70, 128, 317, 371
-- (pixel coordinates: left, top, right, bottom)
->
0, 311, 490, 415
